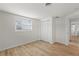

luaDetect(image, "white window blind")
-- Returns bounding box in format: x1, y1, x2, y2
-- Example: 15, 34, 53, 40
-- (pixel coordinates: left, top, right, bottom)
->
16, 18, 32, 31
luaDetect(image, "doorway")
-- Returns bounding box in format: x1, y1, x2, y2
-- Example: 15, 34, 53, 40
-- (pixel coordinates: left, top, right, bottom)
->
70, 22, 79, 45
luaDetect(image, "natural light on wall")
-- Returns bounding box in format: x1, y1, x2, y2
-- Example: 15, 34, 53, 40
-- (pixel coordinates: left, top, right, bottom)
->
16, 18, 32, 31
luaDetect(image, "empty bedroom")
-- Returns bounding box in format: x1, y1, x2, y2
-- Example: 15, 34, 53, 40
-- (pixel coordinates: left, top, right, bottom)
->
0, 3, 79, 56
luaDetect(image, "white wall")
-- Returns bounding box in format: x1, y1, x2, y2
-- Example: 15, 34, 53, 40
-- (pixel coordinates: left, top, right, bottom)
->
0, 11, 41, 51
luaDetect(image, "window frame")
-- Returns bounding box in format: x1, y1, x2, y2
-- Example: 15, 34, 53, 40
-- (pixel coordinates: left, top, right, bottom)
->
15, 18, 32, 31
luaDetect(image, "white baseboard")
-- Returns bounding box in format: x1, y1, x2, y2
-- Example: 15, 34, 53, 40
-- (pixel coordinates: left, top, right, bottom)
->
0, 39, 38, 52
54, 41, 69, 46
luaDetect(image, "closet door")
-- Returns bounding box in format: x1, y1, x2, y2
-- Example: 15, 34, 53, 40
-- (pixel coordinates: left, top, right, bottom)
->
55, 18, 67, 44
41, 20, 53, 43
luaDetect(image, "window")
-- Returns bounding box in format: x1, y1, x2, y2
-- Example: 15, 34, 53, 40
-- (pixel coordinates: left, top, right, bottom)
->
71, 24, 76, 32
16, 18, 32, 31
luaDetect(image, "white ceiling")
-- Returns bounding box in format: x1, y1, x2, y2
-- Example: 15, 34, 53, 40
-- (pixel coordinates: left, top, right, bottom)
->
0, 3, 79, 19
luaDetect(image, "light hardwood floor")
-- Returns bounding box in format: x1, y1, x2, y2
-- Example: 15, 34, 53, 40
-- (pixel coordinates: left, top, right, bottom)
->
70, 35, 79, 44
0, 40, 79, 56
